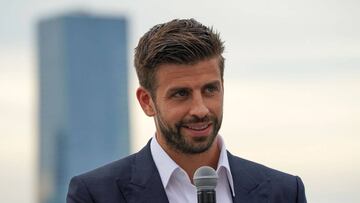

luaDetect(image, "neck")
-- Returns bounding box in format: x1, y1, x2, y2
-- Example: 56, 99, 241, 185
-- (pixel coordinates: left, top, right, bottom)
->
157, 135, 220, 182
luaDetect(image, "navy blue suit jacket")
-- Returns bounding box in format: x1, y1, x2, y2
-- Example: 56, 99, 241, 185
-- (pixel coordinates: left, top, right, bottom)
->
67, 140, 307, 203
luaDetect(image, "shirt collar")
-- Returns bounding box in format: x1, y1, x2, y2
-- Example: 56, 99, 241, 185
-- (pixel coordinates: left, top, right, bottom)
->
150, 135, 235, 196
150, 135, 179, 188
216, 136, 235, 196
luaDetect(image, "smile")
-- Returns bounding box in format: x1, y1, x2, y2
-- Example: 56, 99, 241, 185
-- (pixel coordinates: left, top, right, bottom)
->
183, 123, 211, 131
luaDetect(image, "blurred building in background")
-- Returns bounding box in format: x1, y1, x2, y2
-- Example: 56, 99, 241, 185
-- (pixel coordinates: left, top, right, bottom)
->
37, 13, 129, 203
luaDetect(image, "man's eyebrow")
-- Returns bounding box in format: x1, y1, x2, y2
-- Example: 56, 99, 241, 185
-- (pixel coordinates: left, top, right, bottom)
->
166, 86, 191, 94
203, 80, 222, 88
166, 80, 221, 93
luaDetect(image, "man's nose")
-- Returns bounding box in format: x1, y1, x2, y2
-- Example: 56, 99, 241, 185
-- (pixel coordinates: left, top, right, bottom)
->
189, 93, 209, 119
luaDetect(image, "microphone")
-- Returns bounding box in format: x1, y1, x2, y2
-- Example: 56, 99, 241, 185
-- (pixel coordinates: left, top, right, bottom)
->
193, 166, 218, 203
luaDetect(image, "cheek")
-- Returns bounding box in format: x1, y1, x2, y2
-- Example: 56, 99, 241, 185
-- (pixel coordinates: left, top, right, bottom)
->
207, 96, 223, 112
161, 104, 189, 123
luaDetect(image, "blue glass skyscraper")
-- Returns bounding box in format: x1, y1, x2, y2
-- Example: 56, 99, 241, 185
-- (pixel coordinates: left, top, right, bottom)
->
37, 13, 129, 203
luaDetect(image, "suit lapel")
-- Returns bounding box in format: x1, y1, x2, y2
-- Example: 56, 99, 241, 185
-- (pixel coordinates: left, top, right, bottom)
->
228, 152, 270, 203
116, 142, 271, 203
117, 140, 169, 203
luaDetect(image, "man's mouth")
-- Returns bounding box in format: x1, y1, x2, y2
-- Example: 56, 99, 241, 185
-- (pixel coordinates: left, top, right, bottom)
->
183, 123, 211, 131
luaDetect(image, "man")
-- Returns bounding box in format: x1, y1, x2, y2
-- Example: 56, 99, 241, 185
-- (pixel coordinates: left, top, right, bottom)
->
67, 18, 307, 203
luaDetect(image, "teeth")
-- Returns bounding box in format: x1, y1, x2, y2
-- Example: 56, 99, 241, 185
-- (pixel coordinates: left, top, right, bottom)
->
185, 124, 209, 130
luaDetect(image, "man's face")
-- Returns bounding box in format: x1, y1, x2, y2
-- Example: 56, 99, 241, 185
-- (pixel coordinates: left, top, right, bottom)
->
151, 57, 224, 154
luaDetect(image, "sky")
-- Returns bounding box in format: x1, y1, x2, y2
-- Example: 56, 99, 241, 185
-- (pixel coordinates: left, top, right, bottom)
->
0, 0, 359, 202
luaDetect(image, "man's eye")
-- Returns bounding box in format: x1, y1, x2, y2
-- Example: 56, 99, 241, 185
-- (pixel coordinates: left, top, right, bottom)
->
205, 85, 218, 94
173, 90, 189, 98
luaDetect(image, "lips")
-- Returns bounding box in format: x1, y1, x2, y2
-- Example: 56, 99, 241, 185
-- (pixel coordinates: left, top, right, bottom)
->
183, 123, 211, 131
182, 122, 212, 137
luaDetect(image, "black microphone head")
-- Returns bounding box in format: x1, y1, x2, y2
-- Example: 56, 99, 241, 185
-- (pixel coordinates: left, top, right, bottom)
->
193, 166, 218, 191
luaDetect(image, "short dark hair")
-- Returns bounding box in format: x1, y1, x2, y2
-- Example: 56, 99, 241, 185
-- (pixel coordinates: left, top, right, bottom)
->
134, 18, 225, 93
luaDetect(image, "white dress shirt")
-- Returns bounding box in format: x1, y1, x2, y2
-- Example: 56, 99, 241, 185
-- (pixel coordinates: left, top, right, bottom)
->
150, 135, 235, 203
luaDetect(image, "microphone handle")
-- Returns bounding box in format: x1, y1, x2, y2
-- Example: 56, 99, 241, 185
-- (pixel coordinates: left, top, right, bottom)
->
197, 189, 216, 203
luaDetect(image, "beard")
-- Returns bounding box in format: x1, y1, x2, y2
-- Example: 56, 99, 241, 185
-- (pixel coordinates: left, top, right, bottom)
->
156, 111, 222, 154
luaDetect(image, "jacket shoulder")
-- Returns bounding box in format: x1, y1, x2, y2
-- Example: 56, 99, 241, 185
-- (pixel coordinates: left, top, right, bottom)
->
75, 153, 136, 182
67, 153, 137, 203
228, 152, 307, 202
228, 152, 299, 182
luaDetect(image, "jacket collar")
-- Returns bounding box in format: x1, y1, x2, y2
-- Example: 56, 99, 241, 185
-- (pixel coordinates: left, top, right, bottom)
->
227, 151, 270, 203
117, 139, 169, 203
116, 139, 270, 203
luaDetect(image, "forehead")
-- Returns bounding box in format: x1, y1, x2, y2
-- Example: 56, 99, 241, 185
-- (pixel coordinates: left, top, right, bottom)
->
154, 57, 222, 91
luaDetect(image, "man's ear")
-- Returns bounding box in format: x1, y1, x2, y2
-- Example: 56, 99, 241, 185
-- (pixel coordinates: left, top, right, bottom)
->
136, 87, 155, 116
